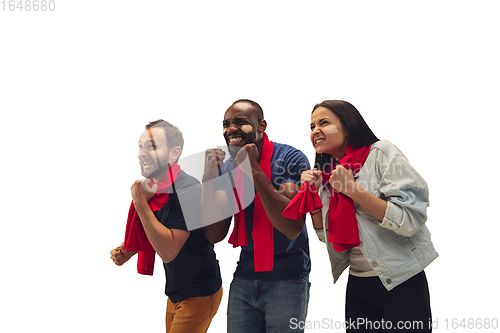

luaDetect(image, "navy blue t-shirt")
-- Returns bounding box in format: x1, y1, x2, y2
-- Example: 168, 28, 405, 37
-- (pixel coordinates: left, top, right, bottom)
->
216, 142, 311, 281
154, 170, 222, 303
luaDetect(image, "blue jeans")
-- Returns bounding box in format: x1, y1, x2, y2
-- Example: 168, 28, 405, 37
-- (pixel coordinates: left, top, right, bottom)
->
227, 276, 311, 333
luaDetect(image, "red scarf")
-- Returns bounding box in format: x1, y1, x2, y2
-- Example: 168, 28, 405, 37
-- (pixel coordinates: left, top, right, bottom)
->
123, 162, 181, 275
280, 183, 323, 220
282, 145, 371, 252
228, 133, 274, 272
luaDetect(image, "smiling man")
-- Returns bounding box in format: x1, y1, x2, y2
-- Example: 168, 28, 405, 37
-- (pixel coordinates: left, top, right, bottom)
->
110, 120, 222, 333
202, 100, 312, 333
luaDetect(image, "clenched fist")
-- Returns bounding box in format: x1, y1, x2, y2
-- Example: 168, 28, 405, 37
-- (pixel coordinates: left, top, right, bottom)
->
203, 148, 225, 182
300, 168, 322, 189
329, 164, 356, 195
110, 243, 136, 266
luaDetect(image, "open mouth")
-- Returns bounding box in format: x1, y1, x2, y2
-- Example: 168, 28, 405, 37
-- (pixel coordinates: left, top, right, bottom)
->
227, 136, 244, 146
142, 160, 156, 169
314, 138, 325, 145
229, 137, 242, 143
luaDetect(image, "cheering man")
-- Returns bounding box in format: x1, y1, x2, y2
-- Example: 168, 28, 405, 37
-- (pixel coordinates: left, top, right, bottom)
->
111, 120, 222, 333
202, 100, 311, 332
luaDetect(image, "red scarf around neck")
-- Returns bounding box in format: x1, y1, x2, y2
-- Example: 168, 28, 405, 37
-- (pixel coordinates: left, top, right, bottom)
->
123, 162, 181, 275
228, 133, 274, 272
282, 145, 371, 252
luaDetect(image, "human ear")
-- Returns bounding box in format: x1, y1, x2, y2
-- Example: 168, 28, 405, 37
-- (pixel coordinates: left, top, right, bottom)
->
257, 119, 267, 133
169, 146, 182, 164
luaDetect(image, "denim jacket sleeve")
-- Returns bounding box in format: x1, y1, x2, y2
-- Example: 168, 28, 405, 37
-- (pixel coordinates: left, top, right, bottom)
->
375, 142, 430, 237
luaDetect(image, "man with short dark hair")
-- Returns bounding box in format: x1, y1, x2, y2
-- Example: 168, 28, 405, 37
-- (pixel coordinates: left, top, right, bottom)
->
111, 120, 222, 333
202, 100, 311, 332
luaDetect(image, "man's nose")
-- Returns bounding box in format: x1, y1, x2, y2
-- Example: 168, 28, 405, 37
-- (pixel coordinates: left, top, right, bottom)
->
224, 123, 239, 135
138, 147, 149, 158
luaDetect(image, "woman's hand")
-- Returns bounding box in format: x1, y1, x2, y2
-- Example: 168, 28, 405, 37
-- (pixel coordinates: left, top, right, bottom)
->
330, 164, 388, 221
329, 164, 356, 196
301, 168, 322, 189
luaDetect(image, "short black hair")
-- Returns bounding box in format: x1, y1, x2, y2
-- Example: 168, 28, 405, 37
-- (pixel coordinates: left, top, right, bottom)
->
312, 100, 379, 171
145, 119, 184, 158
232, 99, 264, 120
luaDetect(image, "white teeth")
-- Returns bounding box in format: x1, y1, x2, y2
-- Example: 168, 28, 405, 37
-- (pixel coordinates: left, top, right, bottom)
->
229, 137, 242, 143
315, 139, 325, 144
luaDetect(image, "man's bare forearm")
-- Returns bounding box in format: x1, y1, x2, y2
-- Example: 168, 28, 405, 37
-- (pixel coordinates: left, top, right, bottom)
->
201, 178, 232, 244
251, 166, 305, 240
134, 200, 189, 263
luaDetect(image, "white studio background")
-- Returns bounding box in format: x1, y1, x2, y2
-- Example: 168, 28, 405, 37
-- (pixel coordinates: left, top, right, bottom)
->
1, 1, 499, 332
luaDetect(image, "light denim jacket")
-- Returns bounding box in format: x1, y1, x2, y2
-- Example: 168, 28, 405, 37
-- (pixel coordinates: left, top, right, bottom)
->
316, 140, 438, 291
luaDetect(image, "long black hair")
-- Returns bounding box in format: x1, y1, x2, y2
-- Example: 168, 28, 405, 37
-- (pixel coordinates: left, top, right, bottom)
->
313, 100, 379, 172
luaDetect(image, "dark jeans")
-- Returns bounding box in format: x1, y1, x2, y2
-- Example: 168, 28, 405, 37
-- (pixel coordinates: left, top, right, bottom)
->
227, 276, 311, 333
346, 271, 432, 332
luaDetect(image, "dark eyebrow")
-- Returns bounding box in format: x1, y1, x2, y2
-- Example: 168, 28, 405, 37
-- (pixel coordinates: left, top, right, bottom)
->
311, 117, 330, 126
316, 117, 330, 124
223, 117, 248, 124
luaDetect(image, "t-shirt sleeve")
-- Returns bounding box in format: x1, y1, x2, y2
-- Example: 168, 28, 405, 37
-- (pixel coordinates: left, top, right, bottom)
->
279, 147, 311, 185
176, 184, 203, 231
158, 184, 202, 232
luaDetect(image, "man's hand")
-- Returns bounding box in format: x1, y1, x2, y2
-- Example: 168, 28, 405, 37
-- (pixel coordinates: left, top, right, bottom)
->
235, 143, 259, 176
203, 148, 225, 182
110, 243, 136, 266
131, 179, 157, 205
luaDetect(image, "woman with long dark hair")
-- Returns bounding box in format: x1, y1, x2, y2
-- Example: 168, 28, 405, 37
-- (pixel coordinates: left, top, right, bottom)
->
289, 100, 438, 332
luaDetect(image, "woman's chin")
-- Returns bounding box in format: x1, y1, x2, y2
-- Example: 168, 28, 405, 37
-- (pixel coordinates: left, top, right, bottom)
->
315, 147, 325, 154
